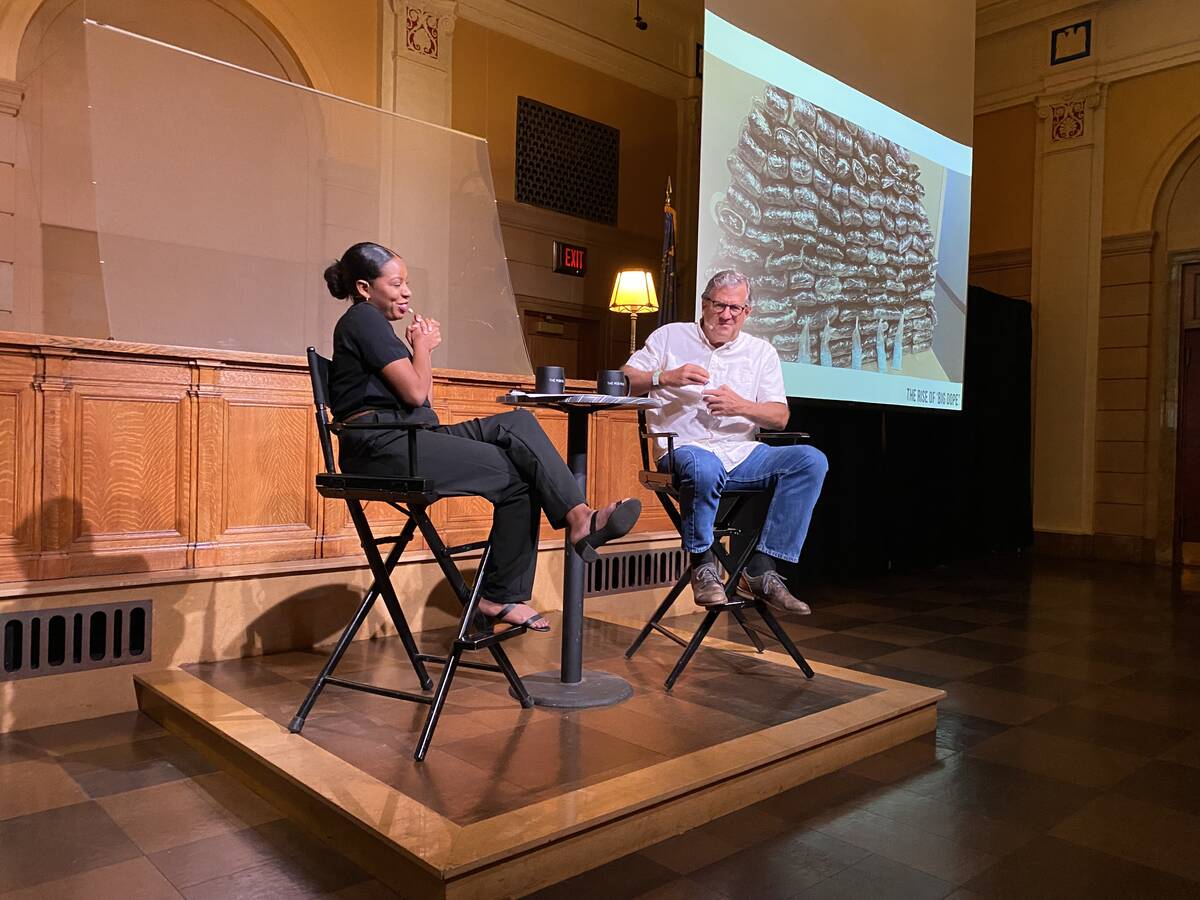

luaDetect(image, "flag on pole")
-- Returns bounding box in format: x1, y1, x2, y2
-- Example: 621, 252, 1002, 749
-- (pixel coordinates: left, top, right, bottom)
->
657, 177, 678, 327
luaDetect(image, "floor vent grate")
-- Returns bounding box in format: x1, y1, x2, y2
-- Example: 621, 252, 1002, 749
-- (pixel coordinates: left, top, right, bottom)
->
1, 600, 152, 682
586, 547, 685, 597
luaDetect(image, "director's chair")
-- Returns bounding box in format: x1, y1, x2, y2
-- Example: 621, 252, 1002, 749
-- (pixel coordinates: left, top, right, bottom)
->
624, 410, 816, 690
288, 348, 534, 760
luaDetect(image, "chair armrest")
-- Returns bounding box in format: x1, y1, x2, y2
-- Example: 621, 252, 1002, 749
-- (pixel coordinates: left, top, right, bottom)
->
758, 431, 811, 446
330, 421, 433, 477
330, 421, 432, 432
639, 429, 678, 475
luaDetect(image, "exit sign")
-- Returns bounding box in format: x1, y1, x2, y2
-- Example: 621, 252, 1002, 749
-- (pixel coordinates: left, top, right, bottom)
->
553, 241, 587, 277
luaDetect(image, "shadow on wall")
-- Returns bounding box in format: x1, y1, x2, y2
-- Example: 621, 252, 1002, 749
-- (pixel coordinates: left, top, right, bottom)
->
240, 583, 366, 660
238, 558, 486, 663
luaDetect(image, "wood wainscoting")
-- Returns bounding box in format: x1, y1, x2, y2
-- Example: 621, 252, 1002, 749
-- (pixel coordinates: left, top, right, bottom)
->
0, 331, 672, 585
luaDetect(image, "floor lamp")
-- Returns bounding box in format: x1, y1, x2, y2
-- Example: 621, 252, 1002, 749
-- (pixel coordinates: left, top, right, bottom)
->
609, 269, 659, 356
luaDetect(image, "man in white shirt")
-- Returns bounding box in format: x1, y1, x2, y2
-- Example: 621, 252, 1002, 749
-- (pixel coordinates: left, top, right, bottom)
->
623, 270, 828, 612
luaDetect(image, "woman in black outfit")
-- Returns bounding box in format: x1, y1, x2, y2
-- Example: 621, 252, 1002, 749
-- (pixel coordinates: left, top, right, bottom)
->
325, 242, 639, 632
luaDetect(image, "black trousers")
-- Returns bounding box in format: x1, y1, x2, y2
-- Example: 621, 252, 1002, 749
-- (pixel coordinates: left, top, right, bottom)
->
338, 409, 584, 603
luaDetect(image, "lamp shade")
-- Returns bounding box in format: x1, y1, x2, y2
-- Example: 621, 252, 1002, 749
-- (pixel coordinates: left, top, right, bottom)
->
609, 269, 659, 315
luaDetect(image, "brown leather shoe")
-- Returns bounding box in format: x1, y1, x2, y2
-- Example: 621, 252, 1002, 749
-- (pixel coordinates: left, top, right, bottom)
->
736, 570, 811, 614
691, 561, 730, 607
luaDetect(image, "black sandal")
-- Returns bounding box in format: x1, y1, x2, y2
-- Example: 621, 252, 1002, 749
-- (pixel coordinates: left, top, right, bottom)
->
491, 602, 551, 633
572, 498, 642, 563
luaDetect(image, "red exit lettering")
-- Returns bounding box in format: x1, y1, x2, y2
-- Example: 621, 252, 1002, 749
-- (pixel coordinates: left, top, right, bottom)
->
553, 241, 587, 276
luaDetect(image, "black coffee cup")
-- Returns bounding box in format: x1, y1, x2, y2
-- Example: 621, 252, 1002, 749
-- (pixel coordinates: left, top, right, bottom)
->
535, 365, 565, 394
597, 369, 629, 396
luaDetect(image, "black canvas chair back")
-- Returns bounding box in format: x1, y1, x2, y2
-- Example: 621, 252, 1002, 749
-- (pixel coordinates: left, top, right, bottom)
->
626, 409, 815, 690
307, 347, 337, 474
290, 347, 533, 760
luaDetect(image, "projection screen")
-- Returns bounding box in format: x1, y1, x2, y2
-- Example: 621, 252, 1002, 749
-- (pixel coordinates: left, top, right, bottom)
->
697, 10, 973, 411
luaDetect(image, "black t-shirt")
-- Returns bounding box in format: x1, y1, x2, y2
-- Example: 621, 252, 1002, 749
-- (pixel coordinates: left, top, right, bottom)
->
329, 301, 439, 426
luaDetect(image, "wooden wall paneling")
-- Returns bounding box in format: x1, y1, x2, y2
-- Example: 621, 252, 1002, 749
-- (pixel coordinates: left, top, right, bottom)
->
0, 348, 36, 579
588, 410, 673, 534
192, 361, 225, 568
201, 366, 320, 566
0, 336, 665, 584
532, 405, 568, 540
313, 426, 356, 559
64, 354, 192, 577
33, 350, 74, 580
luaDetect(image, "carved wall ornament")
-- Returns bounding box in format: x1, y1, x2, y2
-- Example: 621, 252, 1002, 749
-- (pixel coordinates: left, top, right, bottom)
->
1050, 98, 1087, 143
405, 5, 441, 59
1037, 84, 1105, 147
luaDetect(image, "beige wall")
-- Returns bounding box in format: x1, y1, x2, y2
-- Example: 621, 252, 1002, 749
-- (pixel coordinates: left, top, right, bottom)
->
970, 105, 1036, 256
273, 0, 378, 103
451, 18, 680, 366
452, 19, 677, 243
1104, 62, 1200, 237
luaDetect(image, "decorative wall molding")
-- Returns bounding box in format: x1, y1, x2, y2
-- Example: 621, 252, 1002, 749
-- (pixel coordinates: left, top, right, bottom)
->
1133, 111, 1200, 231
1036, 81, 1105, 150
391, 0, 457, 71
0, 78, 23, 117
1048, 97, 1087, 143
457, 0, 694, 100
1101, 231, 1155, 256
404, 4, 444, 61
976, 0, 1097, 39
969, 247, 1033, 272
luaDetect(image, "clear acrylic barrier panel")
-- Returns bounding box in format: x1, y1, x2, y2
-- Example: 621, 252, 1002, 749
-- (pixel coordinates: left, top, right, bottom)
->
82, 21, 530, 374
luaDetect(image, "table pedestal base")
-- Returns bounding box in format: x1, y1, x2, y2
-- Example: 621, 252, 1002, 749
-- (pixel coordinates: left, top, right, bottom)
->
515, 670, 633, 709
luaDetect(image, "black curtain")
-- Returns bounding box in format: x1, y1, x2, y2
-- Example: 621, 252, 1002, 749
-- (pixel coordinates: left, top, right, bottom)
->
743, 286, 1033, 580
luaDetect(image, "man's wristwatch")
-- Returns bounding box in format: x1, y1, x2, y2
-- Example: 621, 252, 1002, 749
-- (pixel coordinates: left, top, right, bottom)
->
651, 368, 662, 389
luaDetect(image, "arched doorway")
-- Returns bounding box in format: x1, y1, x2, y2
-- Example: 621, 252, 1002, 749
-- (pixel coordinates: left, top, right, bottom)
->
1150, 133, 1200, 570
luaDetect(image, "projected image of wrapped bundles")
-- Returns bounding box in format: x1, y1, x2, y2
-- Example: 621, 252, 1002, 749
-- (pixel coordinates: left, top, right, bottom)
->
711, 84, 937, 368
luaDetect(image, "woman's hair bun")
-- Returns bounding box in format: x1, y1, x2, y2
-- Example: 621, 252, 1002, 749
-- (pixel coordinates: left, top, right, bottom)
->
323, 260, 350, 300
324, 243, 399, 302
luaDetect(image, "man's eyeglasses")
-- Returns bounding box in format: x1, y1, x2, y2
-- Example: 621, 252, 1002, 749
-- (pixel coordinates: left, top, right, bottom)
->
703, 299, 749, 316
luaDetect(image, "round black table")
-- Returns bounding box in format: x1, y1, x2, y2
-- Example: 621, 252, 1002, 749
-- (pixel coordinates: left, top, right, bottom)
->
497, 391, 661, 708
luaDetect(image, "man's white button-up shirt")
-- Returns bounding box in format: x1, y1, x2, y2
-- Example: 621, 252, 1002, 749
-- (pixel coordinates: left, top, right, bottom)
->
627, 322, 787, 471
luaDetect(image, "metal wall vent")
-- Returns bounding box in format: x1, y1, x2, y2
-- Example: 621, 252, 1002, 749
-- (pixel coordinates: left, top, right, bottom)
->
586, 547, 685, 597
1, 600, 152, 682
515, 96, 619, 225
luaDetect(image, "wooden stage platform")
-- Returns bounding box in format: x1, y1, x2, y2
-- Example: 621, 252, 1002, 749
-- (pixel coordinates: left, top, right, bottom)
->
134, 611, 943, 899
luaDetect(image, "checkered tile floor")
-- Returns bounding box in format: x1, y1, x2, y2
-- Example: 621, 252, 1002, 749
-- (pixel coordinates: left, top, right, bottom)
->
2, 553, 1198, 899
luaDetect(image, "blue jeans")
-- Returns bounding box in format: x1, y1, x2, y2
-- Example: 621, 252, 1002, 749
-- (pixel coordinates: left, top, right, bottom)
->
658, 443, 829, 562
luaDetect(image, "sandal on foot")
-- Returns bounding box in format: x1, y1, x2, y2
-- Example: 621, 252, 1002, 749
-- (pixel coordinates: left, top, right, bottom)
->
491, 602, 551, 633
572, 498, 642, 563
